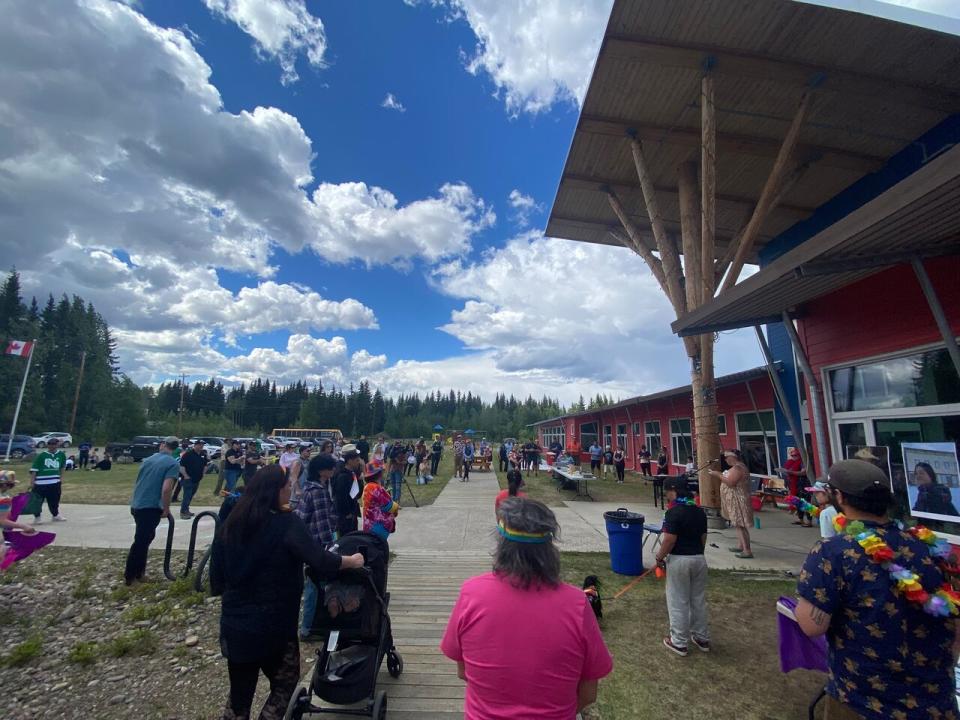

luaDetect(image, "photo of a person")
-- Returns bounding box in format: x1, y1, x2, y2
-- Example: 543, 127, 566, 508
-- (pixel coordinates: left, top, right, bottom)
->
911, 461, 960, 517
902, 442, 960, 524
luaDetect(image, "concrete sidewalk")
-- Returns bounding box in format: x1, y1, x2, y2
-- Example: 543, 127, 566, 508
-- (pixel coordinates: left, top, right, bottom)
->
32, 503, 222, 551
47, 470, 814, 573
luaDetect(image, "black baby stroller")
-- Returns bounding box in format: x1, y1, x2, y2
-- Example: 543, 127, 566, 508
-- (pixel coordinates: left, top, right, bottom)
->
284, 532, 403, 720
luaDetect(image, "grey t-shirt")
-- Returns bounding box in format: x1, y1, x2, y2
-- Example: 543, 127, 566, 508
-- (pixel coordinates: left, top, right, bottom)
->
130, 452, 180, 510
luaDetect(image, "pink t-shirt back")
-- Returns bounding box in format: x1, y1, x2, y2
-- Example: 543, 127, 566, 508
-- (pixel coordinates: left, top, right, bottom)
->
440, 572, 613, 720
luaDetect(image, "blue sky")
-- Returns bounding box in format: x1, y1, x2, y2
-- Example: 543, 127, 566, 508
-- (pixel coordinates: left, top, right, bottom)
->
2, 0, 955, 405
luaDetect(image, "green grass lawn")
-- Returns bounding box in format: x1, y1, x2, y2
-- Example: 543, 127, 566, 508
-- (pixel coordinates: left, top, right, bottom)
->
3, 450, 457, 507
560, 552, 824, 720
494, 462, 658, 506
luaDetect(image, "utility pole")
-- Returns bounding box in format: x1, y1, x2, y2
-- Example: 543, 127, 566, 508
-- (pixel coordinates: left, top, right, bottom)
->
178, 374, 186, 438
69, 351, 87, 435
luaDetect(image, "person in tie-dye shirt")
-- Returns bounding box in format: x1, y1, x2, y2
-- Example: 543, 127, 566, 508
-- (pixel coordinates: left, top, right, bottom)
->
361, 462, 399, 542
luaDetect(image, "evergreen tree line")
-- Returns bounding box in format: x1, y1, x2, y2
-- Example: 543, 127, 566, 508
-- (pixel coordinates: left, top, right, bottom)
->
0, 271, 594, 442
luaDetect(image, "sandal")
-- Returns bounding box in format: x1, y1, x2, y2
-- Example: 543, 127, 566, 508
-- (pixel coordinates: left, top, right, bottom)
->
727, 546, 743, 552
734, 552, 754, 559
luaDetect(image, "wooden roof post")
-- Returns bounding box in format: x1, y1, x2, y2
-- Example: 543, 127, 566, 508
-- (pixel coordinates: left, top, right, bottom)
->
700, 68, 717, 303
627, 132, 687, 315
721, 89, 814, 292
604, 188, 669, 294
677, 160, 702, 310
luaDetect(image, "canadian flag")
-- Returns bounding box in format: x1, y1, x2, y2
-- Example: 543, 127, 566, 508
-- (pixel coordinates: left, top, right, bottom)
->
4, 340, 33, 357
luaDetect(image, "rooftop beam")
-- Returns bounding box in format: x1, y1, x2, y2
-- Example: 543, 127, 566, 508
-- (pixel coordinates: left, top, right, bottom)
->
602, 35, 960, 114
578, 114, 883, 172
562, 174, 814, 216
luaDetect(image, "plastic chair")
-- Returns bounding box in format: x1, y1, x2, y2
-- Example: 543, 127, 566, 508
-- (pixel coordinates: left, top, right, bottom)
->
642, 523, 663, 555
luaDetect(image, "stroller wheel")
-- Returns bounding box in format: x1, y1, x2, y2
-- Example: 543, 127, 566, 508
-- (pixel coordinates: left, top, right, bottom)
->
283, 686, 309, 720
387, 648, 403, 678
372, 690, 387, 720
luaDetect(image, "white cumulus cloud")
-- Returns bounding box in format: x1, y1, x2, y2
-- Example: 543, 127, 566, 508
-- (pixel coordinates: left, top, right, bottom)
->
432, 232, 764, 395
381, 93, 407, 112
203, 0, 327, 84
507, 189, 541, 227
410, 0, 613, 115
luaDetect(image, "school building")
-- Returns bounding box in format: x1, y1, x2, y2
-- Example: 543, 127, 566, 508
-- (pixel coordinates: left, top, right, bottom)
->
532, 365, 779, 475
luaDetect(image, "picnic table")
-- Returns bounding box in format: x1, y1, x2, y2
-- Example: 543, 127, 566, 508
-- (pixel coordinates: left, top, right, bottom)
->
552, 466, 594, 501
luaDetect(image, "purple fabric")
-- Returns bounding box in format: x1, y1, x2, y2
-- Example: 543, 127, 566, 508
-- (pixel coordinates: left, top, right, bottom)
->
777, 596, 828, 674
2, 493, 56, 570
9, 492, 30, 520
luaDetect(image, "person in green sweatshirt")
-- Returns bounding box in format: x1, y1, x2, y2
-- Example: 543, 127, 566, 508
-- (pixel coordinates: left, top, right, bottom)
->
29, 436, 67, 523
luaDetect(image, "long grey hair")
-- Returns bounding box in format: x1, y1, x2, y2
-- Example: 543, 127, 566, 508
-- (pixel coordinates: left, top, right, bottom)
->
494, 497, 561, 589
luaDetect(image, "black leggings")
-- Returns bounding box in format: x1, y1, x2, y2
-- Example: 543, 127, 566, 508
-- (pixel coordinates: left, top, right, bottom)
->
615, 462, 625, 482
223, 640, 300, 720
33, 482, 62, 517
431, 453, 441, 475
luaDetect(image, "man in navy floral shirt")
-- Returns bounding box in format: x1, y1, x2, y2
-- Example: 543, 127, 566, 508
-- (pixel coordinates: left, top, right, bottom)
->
796, 460, 959, 720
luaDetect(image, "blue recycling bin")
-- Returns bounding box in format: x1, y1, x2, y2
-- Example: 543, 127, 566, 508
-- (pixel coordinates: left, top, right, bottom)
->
604, 507, 645, 575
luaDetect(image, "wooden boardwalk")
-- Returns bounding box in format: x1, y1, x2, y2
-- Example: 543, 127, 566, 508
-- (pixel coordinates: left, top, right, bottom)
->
301, 471, 498, 718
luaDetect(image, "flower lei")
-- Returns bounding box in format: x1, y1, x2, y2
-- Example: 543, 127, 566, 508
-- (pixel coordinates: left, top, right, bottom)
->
668, 497, 697, 509
833, 514, 960, 618
786, 495, 821, 518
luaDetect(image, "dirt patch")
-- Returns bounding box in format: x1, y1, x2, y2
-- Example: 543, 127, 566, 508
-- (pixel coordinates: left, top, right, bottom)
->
1, 546, 321, 720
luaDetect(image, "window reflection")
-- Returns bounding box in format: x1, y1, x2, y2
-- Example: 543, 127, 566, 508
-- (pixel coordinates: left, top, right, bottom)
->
830, 348, 960, 412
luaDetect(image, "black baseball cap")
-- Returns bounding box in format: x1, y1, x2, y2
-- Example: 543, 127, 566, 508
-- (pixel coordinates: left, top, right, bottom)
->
664, 477, 689, 496
827, 460, 887, 497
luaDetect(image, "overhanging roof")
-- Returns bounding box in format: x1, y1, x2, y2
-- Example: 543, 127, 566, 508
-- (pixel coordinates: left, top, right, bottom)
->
672, 143, 960, 336
547, 0, 960, 261
530, 363, 778, 426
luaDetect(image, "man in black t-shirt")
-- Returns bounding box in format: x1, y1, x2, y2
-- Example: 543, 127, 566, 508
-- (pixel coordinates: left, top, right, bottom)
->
178, 439, 208, 520
222, 439, 243, 493
430, 438, 443, 476
655, 477, 710, 657
243, 444, 263, 485
356, 435, 370, 463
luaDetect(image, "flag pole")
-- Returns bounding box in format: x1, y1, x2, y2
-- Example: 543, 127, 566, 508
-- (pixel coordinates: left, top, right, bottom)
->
5, 339, 36, 463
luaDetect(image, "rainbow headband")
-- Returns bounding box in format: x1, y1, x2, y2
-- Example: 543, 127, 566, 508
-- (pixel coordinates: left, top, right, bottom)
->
498, 521, 553, 544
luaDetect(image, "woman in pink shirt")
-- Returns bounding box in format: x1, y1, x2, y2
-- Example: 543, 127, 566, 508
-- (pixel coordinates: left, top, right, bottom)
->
441, 498, 613, 719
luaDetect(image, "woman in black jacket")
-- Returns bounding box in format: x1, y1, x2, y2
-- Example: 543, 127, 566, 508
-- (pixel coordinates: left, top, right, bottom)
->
211, 464, 364, 719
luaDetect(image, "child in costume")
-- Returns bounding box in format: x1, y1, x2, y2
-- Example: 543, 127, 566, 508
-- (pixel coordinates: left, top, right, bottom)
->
361, 462, 400, 541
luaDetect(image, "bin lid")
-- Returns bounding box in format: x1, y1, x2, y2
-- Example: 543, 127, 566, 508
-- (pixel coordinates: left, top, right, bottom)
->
603, 507, 644, 524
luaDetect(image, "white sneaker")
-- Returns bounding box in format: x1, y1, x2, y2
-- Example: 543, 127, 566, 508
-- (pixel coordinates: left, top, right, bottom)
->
52, 515, 66, 522
33, 516, 43, 525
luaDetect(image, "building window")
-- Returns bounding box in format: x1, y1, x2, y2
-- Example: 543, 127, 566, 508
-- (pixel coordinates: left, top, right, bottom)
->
540, 425, 564, 449
643, 420, 662, 457
580, 422, 598, 450
717, 415, 727, 435
633, 422, 641, 437
736, 411, 778, 475
616, 424, 627, 453
603, 425, 612, 450
670, 418, 693, 467
829, 347, 960, 413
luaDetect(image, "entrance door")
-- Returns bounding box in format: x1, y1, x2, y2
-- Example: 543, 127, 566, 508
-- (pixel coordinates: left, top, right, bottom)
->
837, 422, 869, 457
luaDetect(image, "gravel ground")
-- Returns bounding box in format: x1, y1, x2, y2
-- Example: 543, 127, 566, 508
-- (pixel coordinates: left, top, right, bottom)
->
1, 546, 316, 720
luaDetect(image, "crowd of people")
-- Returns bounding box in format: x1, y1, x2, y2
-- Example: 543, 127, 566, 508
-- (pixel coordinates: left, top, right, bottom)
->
9, 428, 958, 720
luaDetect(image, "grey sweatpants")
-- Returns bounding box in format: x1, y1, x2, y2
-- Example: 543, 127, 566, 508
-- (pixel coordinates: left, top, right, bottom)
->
665, 554, 709, 648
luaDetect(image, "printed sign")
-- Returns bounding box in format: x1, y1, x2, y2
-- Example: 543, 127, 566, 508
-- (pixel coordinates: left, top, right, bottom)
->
902, 442, 960, 523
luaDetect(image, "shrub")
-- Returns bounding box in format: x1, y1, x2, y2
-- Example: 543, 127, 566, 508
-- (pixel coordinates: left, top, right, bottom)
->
2, 635, 42, 667
106, 629, 159, 658
68, 641, 100, 666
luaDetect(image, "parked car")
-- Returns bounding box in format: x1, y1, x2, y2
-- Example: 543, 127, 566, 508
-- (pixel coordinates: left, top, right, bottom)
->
190, 436, 224, 459
32, 431, 73, 448
1, 434, 37, 460
104, 435, 164, 461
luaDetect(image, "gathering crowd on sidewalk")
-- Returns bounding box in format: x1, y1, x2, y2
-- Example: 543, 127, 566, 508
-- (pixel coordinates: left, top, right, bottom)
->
2, 429, 957, 720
